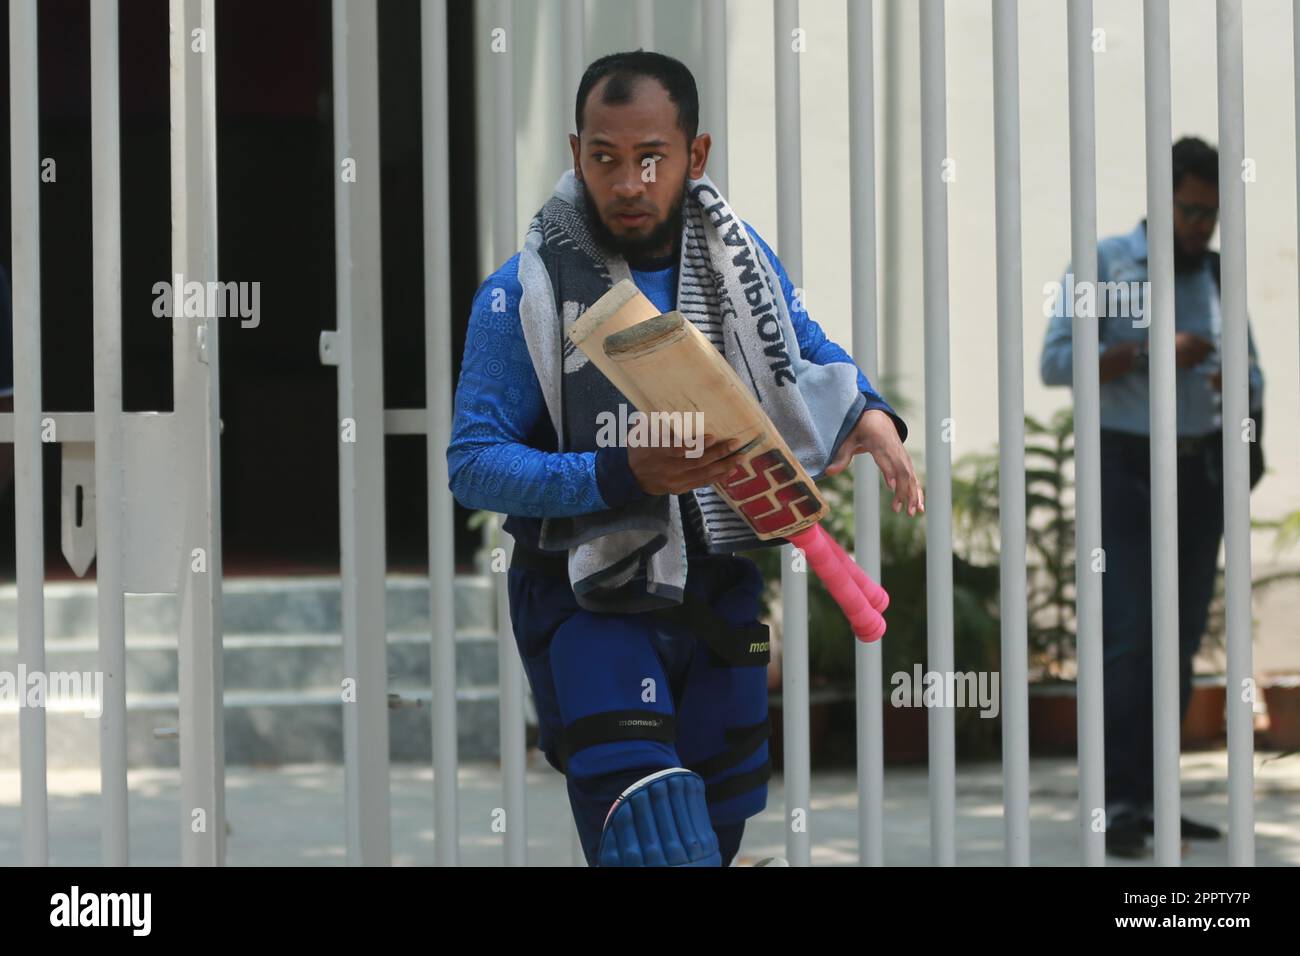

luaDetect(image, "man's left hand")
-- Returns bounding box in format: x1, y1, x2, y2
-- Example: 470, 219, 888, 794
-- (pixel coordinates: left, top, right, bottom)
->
824, 408, 924, 517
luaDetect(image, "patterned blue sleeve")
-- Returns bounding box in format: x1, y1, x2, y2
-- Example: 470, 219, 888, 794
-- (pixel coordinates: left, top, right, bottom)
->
447, 256, 641, 517
744, 222, 908, 443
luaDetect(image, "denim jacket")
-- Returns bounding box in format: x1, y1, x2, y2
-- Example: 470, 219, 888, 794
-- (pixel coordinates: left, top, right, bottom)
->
1039, 219, 1263, 437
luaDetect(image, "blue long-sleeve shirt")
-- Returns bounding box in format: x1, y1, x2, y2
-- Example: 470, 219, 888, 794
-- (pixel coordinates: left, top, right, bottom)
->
448, 220, 906, 548
1039, 220, 1263, 436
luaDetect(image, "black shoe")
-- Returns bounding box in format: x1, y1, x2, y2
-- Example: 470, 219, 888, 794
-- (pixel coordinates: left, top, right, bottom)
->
1106, 814, 1148, 858
1141, 814, 1222, 841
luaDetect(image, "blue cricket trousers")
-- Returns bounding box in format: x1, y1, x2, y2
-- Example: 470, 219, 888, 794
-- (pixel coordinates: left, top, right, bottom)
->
506, 550, 772, 866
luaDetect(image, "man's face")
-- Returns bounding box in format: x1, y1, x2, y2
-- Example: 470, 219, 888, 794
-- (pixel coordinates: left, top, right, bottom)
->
1172, 174, 1218, 259
570, 76, 710, 260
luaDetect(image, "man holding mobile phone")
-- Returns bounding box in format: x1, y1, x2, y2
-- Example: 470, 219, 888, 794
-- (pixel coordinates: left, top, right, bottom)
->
1039, 136, 1265, 859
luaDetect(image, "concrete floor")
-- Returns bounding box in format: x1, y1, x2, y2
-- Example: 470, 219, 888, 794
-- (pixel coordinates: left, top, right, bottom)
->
2, 748, 1297, 866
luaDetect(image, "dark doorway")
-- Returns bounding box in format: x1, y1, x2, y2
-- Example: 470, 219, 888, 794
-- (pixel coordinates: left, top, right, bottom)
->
0, 0, 481, 580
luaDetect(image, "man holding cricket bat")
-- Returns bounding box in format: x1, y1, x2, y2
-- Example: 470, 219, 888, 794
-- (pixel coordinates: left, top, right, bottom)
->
448, 51, 921, 866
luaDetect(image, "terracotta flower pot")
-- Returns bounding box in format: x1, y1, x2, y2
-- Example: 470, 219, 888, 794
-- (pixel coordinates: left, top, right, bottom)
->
1263, 677, 1300, 751
1028, 681, 1078, 755
882, 701, 928, 764
1181, 677, 1227, 750
1026, 678, 1231, 755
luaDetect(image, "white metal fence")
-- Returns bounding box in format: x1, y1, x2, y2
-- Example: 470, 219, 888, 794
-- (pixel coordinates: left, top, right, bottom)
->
2, 0, 1271, 866
5, 0, 227, 866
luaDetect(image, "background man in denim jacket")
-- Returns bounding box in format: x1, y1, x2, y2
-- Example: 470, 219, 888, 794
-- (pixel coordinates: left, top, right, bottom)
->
1040, 136, 1264, 858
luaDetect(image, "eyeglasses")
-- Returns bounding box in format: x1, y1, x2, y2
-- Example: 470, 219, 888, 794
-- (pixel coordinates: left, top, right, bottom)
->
1173, 200, 1218, 225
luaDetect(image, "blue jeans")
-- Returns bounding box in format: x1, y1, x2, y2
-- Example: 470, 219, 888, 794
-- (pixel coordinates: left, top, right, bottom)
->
1099, 429, 1224, 818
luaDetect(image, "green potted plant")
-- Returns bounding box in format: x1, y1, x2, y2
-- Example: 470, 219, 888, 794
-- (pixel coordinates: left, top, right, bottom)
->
746, 452, 1004, 767
1021, 409, 1083, 753
996, 409, 1294, 755
1249, 507, 1300, 750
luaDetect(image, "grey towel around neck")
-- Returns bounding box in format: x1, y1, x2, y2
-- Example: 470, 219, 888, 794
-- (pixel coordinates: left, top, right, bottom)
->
516, 170, 866, 613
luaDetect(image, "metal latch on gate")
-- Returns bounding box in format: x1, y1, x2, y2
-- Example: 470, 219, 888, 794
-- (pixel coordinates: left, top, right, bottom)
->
319, 331, 341, 367
60, 442, 97, 577
57, 414, 186, 593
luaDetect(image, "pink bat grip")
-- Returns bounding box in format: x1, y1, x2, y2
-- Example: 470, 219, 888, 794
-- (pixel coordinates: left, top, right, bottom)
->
787, 525, 887, 642
791, 524, 887, 610
824, 530, 889, 614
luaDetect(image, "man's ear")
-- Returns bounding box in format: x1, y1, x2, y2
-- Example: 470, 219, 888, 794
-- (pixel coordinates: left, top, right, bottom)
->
689, 132, 712, 180
569, 133, 582, 179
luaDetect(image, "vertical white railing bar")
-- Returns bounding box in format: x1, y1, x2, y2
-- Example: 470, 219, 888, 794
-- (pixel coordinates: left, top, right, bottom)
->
90, 0, 130, 867
563, 0, 585, 866
1065, 0, 1106, 867
1142, 0, 1182, 868
563, 0, 585, 131
423, 0, 461, 867
847, 0, 884, 868
635, 0, 654, 51
774, 0, 812, 869
991, 0, 1030, 867
494, 515, 525, 865
331, 0, 393, 866
492, 0, 528, 867
169, 0, 227, 866
918, 0, 956, 867
9, 0, 48, 868
1215, 0, 1257, 867
882, 0, 903, 379
702, 0, 728, 197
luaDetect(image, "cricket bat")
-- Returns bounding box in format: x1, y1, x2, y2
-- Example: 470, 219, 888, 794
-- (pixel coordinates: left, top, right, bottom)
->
568, 279, 889, 641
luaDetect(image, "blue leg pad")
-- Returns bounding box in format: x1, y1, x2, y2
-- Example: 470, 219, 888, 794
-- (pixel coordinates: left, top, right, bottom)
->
597, 768, 721, 867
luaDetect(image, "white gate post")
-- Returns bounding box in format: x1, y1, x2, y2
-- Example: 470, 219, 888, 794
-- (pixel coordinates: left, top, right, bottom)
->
774, 0, 812, 869
329, 0, 393, 866
423, 0, 461, 869
991, 0, 1031, 866
1216, 0, 1257, 867
169, 0, 227, 867
1065, 0, 1106, 867
847, 0, 885, 868
90, 0, 131, 867
8, 0, 49, 868
919, 0, 956, 867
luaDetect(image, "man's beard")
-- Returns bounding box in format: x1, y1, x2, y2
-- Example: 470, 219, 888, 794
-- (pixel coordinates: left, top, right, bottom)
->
1174, 239, 1206, 274
1145, 218, 1209, 274
581, 179, 689, 265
